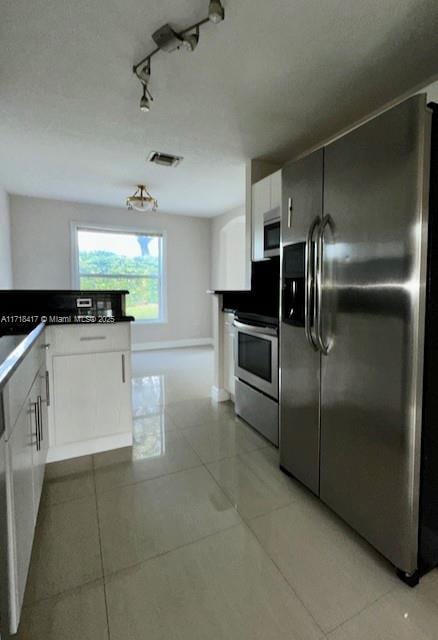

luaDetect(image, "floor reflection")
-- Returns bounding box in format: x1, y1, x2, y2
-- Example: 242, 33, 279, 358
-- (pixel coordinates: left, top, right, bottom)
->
132, 374, 165, 417
130, 347, 214, 461
132, 413, 166, 460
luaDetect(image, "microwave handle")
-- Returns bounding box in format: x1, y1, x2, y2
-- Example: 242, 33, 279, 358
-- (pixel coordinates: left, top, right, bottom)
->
233, 320, 277, 337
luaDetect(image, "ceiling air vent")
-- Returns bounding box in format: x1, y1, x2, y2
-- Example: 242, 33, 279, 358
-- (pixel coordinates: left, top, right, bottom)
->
148, 151, 183, 168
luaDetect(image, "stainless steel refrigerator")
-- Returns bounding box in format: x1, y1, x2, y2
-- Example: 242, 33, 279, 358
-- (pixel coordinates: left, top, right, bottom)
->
280, 94, 438, 585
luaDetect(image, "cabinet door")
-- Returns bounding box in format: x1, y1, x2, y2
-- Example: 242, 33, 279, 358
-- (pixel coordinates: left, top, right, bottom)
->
53, 351, 131, 446
252, 176, 270, 261
7, 394, 36, 632
270, 170, 282, 211
32, 366, 49, 513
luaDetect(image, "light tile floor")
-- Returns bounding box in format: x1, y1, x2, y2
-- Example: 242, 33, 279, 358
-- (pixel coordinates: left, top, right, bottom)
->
18, 347, 438, 639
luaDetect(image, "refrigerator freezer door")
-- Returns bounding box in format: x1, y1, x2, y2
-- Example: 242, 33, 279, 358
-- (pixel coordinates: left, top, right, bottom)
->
320, 95, 431, 573
280, 149, 323, 494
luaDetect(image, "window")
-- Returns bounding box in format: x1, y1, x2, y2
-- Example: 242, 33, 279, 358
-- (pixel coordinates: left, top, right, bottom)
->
74, 226, 165, 322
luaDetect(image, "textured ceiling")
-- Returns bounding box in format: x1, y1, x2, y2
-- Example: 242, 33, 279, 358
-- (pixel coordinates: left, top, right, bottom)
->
1, 0, 438, 216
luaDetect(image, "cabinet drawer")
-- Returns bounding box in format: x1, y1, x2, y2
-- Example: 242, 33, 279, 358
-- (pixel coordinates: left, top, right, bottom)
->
47, 323, 131, 355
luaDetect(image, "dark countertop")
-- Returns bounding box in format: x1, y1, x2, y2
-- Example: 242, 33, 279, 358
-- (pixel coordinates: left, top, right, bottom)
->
0, 316, 134, 336
0, 323, 46, 392
0, 289, 134, 335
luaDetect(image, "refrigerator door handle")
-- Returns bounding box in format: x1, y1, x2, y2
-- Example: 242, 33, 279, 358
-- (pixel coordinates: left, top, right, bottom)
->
315, 214, 333, 355
305, 217, 320, 350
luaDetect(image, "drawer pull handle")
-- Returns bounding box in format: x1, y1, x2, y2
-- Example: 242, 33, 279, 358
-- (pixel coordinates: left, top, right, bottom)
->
79, 336, 107, 341
45, 370, 50, 406
121, 354, 126, 383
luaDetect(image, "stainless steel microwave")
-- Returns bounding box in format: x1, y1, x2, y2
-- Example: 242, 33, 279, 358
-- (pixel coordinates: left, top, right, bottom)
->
263, 209, 280, 258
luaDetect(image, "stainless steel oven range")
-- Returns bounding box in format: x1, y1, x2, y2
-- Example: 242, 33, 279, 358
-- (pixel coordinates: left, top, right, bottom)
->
233, 313, 279, 446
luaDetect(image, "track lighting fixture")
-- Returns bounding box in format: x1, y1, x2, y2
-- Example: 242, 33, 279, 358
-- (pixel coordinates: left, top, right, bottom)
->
208, 0, 225, 24
132, 1, 225, 112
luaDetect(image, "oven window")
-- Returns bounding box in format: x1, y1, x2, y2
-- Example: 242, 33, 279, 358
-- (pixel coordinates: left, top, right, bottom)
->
264, 221, 280, 251
238, 333, 272, 382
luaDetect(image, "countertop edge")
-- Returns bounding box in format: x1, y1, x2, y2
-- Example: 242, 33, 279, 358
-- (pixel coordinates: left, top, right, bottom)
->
0, 323, 46, 390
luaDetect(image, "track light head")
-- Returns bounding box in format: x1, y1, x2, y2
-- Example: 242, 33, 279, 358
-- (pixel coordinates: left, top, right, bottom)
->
181, 28, 199, 52
208, 0, 225, 23
140, 84, 150, 112
152, 24, 183, 52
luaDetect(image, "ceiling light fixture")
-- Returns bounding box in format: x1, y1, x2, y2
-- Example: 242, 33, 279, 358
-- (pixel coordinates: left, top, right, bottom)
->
126, 185, 158, 212
132, 1, 225, 112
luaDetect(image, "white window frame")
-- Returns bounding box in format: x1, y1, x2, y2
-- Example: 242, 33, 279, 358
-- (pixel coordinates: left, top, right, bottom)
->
71, 222, 167, 324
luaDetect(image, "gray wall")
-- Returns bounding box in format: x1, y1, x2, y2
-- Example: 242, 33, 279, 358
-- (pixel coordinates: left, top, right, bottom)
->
9, 196, 212, 346
0, 188, 12, 288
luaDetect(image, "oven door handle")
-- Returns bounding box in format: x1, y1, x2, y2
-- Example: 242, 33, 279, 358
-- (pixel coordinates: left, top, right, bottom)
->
233, 320, 277, 337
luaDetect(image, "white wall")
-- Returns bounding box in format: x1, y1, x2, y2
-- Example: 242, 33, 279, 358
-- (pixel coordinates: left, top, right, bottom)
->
0, 188, 13, 288
9, 196, 212, 347
210, 205, 247, 291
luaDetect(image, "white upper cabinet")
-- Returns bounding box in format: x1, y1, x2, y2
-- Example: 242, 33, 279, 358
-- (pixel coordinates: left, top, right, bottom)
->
270, 169, 282, 211
211, 208, 247, 291
252, 170, 282, 261
252, 177, 270, 262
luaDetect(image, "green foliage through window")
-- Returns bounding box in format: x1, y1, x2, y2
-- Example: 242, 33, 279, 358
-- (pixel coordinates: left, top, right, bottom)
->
77, 229, 163, 321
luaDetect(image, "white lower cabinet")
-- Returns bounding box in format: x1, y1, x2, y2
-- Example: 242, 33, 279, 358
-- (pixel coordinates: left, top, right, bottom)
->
4, 322, 132, 633
53, 350, 131, 446
5, 339, 48, 634
7, 393, 35, 631
46, 323, 133, 460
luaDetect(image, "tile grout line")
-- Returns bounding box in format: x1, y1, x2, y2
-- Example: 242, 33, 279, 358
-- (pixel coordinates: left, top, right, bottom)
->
200, 455, 327, 637
102, 520, 243, 581
323, 584, 401, 636
91, 454, 112, 640
239, 510, 328, 638
203, 454, 296, 522
94, 459, 205, 497
202, 454, 330, 637
22, 576, 108, 610
244, 504, 400, 638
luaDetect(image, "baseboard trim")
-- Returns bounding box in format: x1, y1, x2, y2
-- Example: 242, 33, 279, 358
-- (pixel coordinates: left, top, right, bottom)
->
47, 432, 133, 462
211, 386, 230, 402
132, 338, 213, 351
